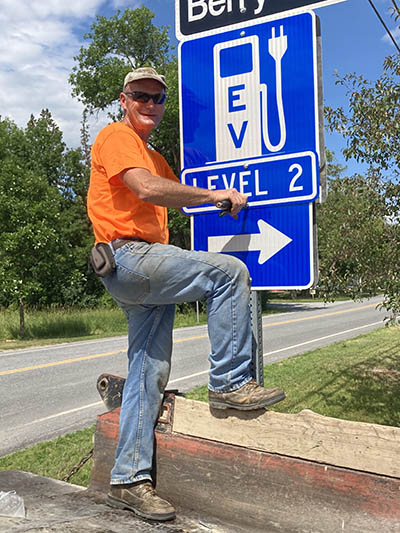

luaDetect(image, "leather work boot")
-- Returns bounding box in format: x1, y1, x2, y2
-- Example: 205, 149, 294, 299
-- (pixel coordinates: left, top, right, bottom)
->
208, 379, 285, 410
107, 481, 176, 521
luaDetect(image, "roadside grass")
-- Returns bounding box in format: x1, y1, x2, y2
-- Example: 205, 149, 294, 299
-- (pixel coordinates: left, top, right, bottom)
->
1, 326, 398, 488
187, 326, 400, 427
0, 305, 286, 351
0, 291, 373, 351
0, 427, 95, 488
0, 307, 208, 351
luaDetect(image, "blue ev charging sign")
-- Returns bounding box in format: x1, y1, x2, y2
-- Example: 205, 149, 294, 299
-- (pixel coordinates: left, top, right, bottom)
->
179, 11, 319, 215
178, 10, 320, 289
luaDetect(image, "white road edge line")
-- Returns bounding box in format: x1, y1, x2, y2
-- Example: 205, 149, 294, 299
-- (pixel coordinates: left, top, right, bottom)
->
23, 401, 104, 427
263, 321, 383, 358
169, 321, 383, 384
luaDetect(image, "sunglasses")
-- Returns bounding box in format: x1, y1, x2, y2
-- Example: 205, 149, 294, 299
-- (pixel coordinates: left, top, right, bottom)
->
124, 91, 166, 105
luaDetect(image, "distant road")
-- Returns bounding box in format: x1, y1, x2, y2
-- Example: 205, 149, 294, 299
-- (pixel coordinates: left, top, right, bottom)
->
0, 296, 385, 457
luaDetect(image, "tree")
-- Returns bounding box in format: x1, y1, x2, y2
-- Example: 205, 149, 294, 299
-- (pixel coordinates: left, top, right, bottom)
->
325, 148, 347, 179
24, 109, 66, 186
69, 5, 190, 247
22, 110, 98, 308
70, 6, 180, 175
317, 170, 397, 302
318, 157, 399, 321
69, 7, 170, 116
325, 69, 400, 174
324, 5, 400, 175
323, 10, 400, 320
0, 119, 65, 335
0, 112, 102, 335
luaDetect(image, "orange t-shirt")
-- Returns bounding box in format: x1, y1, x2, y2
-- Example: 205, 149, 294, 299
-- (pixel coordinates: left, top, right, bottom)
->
87, 122, 179, 244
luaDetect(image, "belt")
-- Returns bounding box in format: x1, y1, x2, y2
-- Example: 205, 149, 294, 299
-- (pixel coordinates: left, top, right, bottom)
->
111, 237, 149, 252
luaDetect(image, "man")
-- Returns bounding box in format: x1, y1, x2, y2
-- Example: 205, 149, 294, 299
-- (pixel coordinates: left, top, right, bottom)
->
87, 67, 285, 522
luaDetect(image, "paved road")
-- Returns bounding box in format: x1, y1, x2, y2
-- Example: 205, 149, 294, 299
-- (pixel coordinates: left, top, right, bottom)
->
0, 296, 385, 457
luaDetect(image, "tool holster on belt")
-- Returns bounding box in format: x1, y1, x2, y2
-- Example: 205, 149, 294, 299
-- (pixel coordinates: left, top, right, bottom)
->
89, 243, 116, 277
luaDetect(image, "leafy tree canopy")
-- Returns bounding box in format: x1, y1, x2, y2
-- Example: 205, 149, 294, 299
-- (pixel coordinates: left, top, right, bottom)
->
0, 113, 100, 328
325, 68, 400, 174
321, 5, 399, 320
323, 77, 399, 320
69, 6, 171, 115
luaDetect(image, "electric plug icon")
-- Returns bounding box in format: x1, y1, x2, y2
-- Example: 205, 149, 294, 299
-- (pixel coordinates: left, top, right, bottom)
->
268, 26, 288, 62
260, 25, 288, 153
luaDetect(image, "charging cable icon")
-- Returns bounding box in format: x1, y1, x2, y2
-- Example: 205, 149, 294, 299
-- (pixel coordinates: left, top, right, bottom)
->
214, 27, 288, 162
262, 26, 287, 153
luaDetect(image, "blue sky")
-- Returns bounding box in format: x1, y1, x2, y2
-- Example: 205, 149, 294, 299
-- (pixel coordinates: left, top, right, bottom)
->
0, 0, 397, 176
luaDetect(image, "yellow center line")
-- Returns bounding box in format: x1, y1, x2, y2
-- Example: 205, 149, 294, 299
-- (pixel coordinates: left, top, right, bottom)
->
174, 334, 207, 343
0, 350, 124, 376
263, 302, 378, 327
0, 302, 378, 376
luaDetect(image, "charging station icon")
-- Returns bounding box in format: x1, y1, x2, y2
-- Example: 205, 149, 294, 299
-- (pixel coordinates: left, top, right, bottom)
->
214, 26, 288, 162
179, 11, 320, 213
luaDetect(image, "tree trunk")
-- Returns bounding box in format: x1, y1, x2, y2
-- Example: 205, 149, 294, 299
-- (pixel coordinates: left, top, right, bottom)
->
19, 297, 25, 339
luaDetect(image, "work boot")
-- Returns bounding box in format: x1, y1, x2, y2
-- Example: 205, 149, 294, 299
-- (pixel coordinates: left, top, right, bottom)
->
208, 379, 285, 410
107, 481, 176, 521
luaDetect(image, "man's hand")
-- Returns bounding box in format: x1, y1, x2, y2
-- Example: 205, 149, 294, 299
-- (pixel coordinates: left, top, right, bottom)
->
212, 189, 248, 218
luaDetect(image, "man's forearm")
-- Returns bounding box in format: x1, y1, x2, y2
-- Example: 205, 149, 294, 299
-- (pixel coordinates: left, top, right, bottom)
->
123, 168, 216, 208
122, 167, 247, 217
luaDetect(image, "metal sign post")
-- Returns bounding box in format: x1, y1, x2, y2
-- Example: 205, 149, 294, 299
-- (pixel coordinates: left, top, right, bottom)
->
250, 290, 264, 386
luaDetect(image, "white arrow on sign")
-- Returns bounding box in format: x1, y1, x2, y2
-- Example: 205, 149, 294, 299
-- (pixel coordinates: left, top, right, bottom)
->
208, 219, 292, 264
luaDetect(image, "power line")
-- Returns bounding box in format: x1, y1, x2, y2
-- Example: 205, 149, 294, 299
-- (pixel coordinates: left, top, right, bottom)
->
391, 0, 400, 16
367, 0, 400, 54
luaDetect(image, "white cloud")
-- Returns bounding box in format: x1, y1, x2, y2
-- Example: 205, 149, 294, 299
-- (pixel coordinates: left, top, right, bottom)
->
382, 26, 400, 49
0, 0, 112, 148
13, 0, 102, 21
111, 0, 141, 9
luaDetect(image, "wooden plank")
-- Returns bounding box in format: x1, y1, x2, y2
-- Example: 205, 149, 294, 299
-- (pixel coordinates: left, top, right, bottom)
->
172, 397, 400, 478
156, 432, 400, 532
89, 408, 400, 532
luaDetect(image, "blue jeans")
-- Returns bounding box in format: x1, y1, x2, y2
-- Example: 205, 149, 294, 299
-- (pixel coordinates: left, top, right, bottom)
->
101, 241, 253, 485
